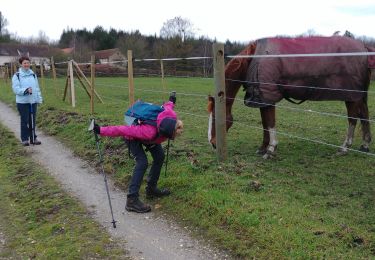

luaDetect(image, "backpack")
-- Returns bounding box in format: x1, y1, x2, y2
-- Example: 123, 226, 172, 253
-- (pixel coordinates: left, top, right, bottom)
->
124, 100, 165, 126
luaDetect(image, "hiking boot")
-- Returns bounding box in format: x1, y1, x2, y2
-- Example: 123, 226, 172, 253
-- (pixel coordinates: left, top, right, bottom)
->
125, 197, 151, 213
21, 140, 29, 146
146, 186, 171, 199
30, 138, 41, 145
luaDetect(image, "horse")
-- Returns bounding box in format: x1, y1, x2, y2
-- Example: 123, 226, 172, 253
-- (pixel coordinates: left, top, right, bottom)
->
207, 36, 375, 159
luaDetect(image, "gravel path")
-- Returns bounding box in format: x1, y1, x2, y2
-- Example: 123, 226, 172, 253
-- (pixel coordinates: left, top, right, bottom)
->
0, 101, 230, 260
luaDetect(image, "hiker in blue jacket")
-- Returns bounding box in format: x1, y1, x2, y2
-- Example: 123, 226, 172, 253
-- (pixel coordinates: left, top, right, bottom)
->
12, 56, 43, 146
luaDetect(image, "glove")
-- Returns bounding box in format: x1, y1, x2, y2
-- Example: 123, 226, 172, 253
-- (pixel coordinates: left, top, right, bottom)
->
93, 123, 100, 134
23, 88, 32, 95
169, 94, 176, 104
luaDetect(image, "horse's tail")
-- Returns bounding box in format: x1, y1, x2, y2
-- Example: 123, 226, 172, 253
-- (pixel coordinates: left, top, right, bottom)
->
364, 46, 375, 103
365, 46, 375, 69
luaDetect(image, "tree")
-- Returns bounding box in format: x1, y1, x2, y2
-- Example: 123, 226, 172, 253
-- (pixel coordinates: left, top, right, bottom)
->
117, 30, 147, 58
160, 16, 195, 42
0, 11, 8, 35
92, 26, 116, 50
36, 31, 50, 44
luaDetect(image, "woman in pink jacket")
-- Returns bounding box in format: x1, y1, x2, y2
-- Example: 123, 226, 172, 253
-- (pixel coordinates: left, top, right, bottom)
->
94, 96, 183, 213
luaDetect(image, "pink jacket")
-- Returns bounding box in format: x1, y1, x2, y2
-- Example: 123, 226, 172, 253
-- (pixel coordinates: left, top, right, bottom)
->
100, 101, 176, 144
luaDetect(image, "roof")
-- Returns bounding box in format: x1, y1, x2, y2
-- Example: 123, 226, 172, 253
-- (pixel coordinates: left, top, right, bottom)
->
94, 48, 122, 59
0, 43, 56, 57
61, 47, 74, 54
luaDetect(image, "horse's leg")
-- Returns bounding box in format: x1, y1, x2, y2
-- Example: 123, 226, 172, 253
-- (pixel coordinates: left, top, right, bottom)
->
338, 101, 358, 154
260, 106, 277, 159
358, 100, 371, 152
257, 107, 270, 155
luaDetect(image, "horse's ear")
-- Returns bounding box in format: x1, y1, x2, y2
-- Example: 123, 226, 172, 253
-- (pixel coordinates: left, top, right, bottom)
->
207, 95, 214, 113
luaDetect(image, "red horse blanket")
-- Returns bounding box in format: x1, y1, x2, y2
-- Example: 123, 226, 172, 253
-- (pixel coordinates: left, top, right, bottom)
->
244, 36, 372, 108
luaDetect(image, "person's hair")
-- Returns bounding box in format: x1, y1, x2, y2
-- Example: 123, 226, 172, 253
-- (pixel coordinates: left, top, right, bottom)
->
19, 56, 30, 64
175, 120, 183, 130
174, 120, 184, 137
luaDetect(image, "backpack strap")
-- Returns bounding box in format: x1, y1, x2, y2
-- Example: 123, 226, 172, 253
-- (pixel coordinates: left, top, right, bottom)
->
15, 72, 36, 81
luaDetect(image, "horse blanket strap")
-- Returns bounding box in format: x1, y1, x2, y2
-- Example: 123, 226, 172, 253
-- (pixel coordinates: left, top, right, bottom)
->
283, 96, 306, 105
277, 84, 307, 105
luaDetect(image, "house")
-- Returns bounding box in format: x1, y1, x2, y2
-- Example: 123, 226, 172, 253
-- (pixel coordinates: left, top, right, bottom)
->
94, 48, 126, 64
61, 47, 74, 55
0, 43, 54, 69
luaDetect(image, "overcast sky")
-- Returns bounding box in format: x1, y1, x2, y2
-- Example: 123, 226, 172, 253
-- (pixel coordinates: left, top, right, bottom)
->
2, 0, 375, 43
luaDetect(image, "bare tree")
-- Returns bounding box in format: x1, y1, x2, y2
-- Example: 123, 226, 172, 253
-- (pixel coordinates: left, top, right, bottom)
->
36, 31, 50, 44
0, 11, 9, 35
160, 16, 195, 42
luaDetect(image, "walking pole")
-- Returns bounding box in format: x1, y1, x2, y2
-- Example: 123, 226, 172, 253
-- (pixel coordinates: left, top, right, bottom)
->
29, 93, 35, 145
88, 119, 117, 228
164, 91, 176, 177
164, 139, 170, 177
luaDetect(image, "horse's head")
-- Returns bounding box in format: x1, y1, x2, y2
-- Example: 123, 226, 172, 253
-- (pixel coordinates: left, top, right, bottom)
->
207, 43, 257, 149
207, 95, 233, 149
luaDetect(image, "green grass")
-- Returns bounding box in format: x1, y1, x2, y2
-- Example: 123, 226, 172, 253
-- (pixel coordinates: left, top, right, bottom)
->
1, 76, 375, 258
0, 123, 129, 259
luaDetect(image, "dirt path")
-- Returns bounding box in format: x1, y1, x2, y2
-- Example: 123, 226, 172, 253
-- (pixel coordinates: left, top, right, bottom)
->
0, 101, 229, 260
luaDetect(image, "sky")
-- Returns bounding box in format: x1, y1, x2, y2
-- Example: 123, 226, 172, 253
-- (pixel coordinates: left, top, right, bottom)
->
1, 0, 375, 43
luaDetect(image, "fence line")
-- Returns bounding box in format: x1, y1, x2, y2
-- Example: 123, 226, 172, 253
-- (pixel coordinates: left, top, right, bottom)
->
227, 52, 375, 59
226, 78, 375, 95
91, 81, 375, 124
39, 53, 375, 159
58, 76, 375, 126
53, 50, 375, 67
176, 110, 375, 157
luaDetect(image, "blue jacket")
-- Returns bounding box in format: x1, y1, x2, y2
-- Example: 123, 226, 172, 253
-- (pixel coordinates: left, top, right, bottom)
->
12, 68, 43, 104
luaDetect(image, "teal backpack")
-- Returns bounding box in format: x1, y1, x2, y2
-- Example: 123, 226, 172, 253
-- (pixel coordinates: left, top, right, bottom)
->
124, 100, 165, 126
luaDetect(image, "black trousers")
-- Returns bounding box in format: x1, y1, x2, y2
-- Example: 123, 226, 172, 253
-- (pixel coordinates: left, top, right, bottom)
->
16, 103, 37, 142
127, 140, 165, 198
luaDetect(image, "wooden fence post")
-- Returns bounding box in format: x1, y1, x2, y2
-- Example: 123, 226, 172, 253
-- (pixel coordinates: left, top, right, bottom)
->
0, 66, 4, 85
5, 65, 9, 84
160, 59, 166, 95
40, 64, 45, 91
213, 43, 227, 162
90, 55, 95, 114
51, 57, 57, 96
12, 62, 17, 75
127, 50, 134, 104
68, 60, 76, 107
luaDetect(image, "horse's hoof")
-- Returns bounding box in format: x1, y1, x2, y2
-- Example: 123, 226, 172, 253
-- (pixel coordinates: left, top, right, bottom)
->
256, 148, 267, 155
336, 148, 348, 156
262, 153, 270, 159
359, 145, 369, 153
262, 151, 276, 159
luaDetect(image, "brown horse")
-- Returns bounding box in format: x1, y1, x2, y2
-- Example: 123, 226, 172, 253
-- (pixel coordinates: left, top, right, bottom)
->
208, 36, 374, 158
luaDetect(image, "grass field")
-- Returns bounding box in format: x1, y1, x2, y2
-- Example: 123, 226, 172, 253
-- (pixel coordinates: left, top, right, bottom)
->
0, 123, 129, 259
1, 75, 375, 258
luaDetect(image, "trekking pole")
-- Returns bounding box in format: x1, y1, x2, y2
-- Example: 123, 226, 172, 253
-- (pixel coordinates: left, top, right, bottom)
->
164, 138, 170, 177
164, 91, 176, 177
29, 92, 35, 145
88, 119, 117, 228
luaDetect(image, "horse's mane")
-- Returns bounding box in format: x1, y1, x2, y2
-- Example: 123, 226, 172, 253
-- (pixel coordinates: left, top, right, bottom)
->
225, 43, 256, 79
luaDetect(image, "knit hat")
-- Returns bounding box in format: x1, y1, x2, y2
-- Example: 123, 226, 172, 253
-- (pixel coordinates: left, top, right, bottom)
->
158, 118, 177, 138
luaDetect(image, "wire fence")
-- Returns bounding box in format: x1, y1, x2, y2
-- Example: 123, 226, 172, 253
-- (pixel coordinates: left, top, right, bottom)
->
3, 49, 375, 158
